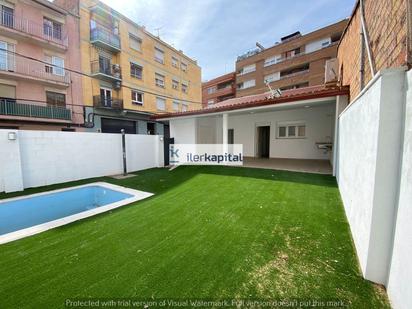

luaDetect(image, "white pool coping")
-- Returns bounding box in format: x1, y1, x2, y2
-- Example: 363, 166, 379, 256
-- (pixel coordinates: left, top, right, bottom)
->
0, 182, 153, 245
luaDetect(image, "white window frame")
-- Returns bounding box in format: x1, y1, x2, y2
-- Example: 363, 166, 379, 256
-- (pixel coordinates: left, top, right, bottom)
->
181, 83, 188, 93
264, 55, 282, 67
129, 34, 142, 52
238, 79, 255, 90
264, 72, 280, 83
277, 122, 306, 139
156, 97, 166, 111
172, 56, 179, 68
154, 47, 164, 64
172, 79, 179, 90
155, 73, 165, 88
181, 62, 187, 72
131, 90, 143, 105
52, 56, 65, 76
239, 63, 256, 75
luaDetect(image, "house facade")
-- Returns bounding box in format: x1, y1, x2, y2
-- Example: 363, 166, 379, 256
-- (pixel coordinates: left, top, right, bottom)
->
235, 20, 347, 97
155, 85, 349, 173
0, 0, 83, 131
77, 0, 202, 135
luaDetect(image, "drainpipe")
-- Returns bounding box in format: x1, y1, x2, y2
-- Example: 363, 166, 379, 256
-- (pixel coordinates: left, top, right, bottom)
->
360, 26, 365, 90
360, 0, 376, 77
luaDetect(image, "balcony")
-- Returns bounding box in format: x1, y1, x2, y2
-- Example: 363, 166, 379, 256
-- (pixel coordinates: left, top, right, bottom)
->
280, 69, 310, 80
93, 96, 123, 110
0, 99, 71, 121
0, 10, 68, 50
90, 61, 122, 83
0, 55, 70, 88
90, 26, 121, 52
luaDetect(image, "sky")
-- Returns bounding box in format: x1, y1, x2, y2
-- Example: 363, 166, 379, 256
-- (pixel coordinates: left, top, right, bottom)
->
100, 0, 355, 81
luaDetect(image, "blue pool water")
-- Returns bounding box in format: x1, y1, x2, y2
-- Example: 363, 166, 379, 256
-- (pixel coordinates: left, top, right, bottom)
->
0, 186, 133, 236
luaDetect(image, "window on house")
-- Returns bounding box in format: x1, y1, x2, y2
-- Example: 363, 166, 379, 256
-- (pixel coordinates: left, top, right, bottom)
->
181, 83, 188, 93
264, 55, 282, 67
45, 55, 65, 76
1, 5, 14, 28
207, 99, 214, 105
172, 56, 179, 68
154, 47, 164, 64
0, 41, 15, 71
43, 17, 62, 40
155, 73, 165, 88
173, 101, 179, 111
264, 72, 280, 83
181, 62, 187, 72
46, 91, 66, 107
130, 62, 143, 79
277, 123, 306, 138
207, 86, 216, 94
238, 64, 256, 75
0, 84, 16, 101
156, 97, 166, 110
129, 34, 142, 51
131, 90, 143, 105
172, 79, 179, 90
182, 103, 188, 112
237, 79, 255, 90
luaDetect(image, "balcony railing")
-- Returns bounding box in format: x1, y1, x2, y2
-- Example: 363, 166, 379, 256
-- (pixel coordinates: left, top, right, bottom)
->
0, 55, 70, 85
0, 10, 68, 47
93, 96, 123, 110
90, 61, 121, 81
0, 99, 71, 121
90, 27, 121, 51
280, 69, 310, 80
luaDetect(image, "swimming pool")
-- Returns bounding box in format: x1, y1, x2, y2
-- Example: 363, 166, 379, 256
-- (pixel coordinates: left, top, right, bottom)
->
0, 182, 153, 244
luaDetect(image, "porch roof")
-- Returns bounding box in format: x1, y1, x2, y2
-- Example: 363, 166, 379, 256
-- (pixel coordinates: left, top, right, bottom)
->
152, 84, 349, 120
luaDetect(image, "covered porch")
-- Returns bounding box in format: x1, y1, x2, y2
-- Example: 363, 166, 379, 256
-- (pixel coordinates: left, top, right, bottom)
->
155, 85, 349, 174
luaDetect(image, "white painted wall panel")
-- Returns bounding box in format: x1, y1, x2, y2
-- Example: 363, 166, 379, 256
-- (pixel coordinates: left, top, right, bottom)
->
387, 69, 412, 309
0, 130, 163, 192
170, 118, 197, 144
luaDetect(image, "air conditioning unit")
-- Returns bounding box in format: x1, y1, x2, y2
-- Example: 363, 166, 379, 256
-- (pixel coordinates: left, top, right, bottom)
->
112, 64, 121, 79
114, 81, 121, 90
325, 58, 338, 83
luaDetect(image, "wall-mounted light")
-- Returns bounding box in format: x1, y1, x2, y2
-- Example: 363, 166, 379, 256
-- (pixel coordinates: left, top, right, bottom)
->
8, 132, 17, 141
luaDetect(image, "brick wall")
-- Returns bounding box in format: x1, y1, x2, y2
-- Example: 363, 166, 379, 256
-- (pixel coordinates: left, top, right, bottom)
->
338, 0, 410, 101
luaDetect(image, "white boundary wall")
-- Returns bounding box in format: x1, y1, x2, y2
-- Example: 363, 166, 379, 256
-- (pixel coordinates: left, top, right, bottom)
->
0, 130, 164, 193
336, 68, 412, 309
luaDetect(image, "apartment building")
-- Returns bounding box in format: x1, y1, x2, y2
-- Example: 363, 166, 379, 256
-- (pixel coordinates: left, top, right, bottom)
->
235, 19, 347, 97
75, 0, 201, 134
0, 0, 83, 130
202, 72, 236, 107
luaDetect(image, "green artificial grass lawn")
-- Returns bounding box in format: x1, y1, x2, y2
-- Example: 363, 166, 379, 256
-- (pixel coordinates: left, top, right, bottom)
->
0, 166, 389, 308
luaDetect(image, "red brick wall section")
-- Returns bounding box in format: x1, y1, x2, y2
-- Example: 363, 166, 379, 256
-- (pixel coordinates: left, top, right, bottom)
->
338, 0, 410, 101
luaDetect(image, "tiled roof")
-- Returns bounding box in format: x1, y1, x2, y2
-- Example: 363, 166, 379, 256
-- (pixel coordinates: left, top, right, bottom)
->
152, 84, 349, 119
